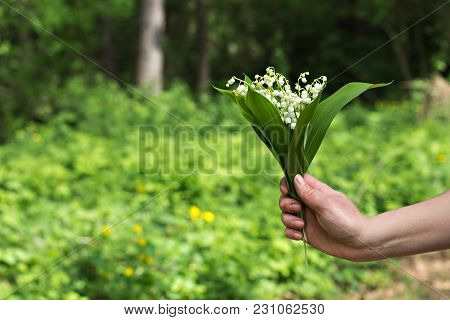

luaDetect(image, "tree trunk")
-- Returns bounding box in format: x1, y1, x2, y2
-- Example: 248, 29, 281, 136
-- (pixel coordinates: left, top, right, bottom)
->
390, 38, 413, 81
196, 0, 209, 92
137, 0, 165, 93
385, 8, 412, 81
100, 17, 117, 74
385, 22, 412, 81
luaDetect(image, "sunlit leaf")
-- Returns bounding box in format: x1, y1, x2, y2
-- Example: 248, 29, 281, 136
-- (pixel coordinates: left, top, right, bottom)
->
245, 87, 290, 166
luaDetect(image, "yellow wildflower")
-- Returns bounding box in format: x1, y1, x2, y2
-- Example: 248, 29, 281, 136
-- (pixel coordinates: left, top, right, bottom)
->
189, 263, 197, 272
203, 211, 215, 223
145, 256, 154, 266
32, 132, 43, 144
133, 224, 143, 234
138, 253, 146, 261
138, 237, 148, 247
124, 267, 133, 277
101, 226, 111, 236
437, 154, 446, 163
189, 205, 201, 221
135, 183, 146, 193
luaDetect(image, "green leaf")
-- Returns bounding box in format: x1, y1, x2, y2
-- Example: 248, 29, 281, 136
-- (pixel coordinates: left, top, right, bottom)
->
213, 85, 235, 102
214, 84, 286, 170
214, 84, 288, 176
304, 82, 391, 171
236, 95, 259, 124
251, 125, 284, 169
213, 86, 256, 124
245, 87, 290, 164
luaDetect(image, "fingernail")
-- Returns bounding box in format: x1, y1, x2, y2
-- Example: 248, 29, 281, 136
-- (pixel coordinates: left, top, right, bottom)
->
295, 174, 305, 187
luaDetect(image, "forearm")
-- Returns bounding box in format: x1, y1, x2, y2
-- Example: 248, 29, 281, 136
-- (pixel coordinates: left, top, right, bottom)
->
362, 190, 450, 260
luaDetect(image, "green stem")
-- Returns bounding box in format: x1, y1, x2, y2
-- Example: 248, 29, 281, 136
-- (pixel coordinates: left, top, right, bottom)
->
287, 177, 308, 271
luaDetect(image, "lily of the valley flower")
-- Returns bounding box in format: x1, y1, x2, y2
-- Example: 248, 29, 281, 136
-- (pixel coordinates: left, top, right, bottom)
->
226, 67, 327, 130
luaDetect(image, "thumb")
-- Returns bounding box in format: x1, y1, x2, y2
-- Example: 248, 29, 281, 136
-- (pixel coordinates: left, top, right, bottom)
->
294, 174, 326, 212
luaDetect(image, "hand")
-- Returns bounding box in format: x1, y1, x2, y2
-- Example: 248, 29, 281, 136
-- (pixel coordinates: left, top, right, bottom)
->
279, 174, 370, 261
280, 174, 450, 261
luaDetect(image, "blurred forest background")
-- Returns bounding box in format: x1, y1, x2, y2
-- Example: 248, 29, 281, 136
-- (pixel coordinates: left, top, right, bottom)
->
0, 0, 449, 299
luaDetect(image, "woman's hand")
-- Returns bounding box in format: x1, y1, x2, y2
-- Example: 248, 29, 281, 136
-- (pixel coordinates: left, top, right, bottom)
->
279, 174, 370, 262
280, 174, 450, 262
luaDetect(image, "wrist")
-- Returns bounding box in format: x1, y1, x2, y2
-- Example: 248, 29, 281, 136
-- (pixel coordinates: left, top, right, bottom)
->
357, 214, 390, 261
341, 215, 384, 262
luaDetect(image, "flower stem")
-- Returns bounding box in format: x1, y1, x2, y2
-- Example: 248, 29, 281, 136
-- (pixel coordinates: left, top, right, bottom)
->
286, 176, 308, 271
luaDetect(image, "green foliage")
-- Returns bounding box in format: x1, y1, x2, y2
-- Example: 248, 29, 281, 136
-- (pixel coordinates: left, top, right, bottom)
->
0, 80, 448, 299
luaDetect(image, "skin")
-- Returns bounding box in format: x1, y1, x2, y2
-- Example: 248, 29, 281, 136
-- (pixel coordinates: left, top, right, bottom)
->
279, 174, 450, 262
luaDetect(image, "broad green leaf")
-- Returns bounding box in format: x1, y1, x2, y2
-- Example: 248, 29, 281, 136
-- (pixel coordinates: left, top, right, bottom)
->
252, 125, 284, 170
304, 82, 391, 171
235, 95, 259, 124
245, 87, 290, 163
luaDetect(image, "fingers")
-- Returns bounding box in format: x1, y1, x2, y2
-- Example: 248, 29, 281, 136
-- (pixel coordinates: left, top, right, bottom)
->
279, 178, 301, 213
281, 212, 304, 230
294, 174, 327, 212
279, 177, 289, 195
279, 195, 302, 213
285, 228, 303, 241
279, 182, 304, 242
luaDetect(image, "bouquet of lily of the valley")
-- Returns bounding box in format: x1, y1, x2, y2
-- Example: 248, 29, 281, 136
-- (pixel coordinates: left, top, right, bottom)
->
215, 67, 389, 266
